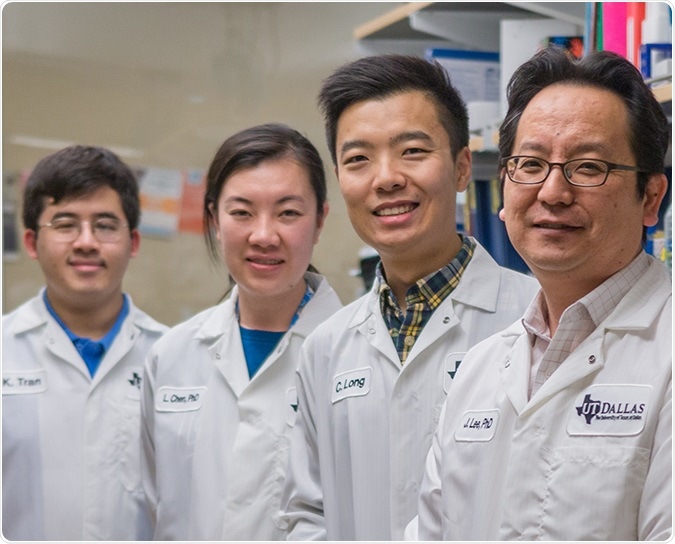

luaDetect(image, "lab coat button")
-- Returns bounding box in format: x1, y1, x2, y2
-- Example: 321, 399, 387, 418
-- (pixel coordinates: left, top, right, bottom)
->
368, 328, 376, 334
215, 353, 221, 360
443, 316, 450, 324
588, 355, 596, 364
504, 358, 511, 368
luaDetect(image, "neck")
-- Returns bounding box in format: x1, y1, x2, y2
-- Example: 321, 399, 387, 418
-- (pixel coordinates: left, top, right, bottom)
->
380, 235, 463, 308
237, 280, 307, 331
45, 289, 124, 340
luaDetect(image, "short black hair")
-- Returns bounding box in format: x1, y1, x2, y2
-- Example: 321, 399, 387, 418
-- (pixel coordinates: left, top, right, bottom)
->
22, 145, 140, 232
318, 54, 469, 165
499, 46, 669, 198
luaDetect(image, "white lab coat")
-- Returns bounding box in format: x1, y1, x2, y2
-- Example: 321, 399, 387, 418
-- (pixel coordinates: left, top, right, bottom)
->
414, 255, 672, 541
140, 272, 342, 541
2, 290, 167, 541
281, 241, 540, 540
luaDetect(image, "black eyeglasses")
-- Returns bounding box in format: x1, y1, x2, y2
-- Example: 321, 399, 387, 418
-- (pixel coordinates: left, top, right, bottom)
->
501, 155, 647, 187
39, 217, 129, 243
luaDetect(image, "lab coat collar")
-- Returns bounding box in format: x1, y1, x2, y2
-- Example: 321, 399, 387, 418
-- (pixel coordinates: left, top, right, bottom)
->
450, 241, 504, 313
9, 289, 164, 384
347, 240, 505, 331
8, 288, 164, 336
8, 288, 52, 335
602, 255, 671, 330
499, 256, 671, 415
195, 272, 336, 342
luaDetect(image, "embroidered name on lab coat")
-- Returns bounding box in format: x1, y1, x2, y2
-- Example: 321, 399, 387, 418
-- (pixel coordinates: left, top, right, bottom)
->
455, 409, 500, 442
444, 352, 465, 393
2, 369, 48, 395
568, 384, 652, 436
156, 386, 207, 412
287, 387, 298, 427
332, 367, 372, 404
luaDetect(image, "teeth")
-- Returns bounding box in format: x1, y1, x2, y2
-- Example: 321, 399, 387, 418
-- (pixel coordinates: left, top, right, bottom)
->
376, 205, 414, 217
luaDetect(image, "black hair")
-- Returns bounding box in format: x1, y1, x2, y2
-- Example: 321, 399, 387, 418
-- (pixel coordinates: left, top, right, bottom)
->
203, 123, 327, 264
22, 145, 140, 232
318, 54, 469, 165
499, 46, 669, 198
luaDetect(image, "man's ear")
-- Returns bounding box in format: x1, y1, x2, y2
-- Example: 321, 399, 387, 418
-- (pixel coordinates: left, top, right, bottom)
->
642, 173, 668, 228
24, 229, 39, 259
129, 229, 141, 258
455, 146, 472, 193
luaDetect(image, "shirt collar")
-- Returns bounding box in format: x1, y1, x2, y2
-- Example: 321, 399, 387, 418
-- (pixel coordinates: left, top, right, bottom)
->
522, 251, 650, 339
43, 291, 130, 353
376, 235, 476, 314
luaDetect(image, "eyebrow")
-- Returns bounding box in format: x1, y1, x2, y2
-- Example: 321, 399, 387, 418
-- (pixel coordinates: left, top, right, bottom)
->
50, 211, 121, 221
224, 195, 307, 206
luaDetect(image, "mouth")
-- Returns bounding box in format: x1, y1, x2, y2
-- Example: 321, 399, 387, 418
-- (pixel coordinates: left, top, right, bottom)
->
69, 260, 105, 272
248, 258, 284, 265
374, 203, 417, 217
533, 221, 582, 233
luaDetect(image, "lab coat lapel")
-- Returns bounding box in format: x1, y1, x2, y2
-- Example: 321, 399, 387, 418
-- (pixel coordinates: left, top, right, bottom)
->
352, 291, 401, 370
499, 330, 532, 415
203, 298, 249, 398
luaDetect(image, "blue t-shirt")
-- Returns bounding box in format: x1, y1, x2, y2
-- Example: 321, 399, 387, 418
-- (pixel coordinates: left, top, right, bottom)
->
239, 328, 285, 379
44, 292, 129, 378
237, 283, 314, 379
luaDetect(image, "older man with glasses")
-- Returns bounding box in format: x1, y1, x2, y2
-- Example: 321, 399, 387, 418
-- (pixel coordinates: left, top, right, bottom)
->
409, 46, 671, 541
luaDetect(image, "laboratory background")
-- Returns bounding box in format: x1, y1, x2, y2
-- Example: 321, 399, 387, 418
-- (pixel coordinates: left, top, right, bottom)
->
3, 2, 672, 326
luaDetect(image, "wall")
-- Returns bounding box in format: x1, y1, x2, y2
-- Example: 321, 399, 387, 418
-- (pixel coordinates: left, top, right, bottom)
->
2, 2, 412, 325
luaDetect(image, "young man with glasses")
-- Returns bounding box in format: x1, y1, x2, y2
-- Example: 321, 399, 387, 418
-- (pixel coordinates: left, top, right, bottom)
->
410, 46, 671, 540
2, 145, 167, 540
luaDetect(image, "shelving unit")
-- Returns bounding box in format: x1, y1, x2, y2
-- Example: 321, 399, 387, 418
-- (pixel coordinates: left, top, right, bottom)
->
354, 3, 672, 152
354, 2, 672, 272
354, 2, 585, 51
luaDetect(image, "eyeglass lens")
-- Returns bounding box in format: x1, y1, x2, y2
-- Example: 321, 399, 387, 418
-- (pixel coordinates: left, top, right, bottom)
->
44, 218, 125, 242
507, 157, 609, 186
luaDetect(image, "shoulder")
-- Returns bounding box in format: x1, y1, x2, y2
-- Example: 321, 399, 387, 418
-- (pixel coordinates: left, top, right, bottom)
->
127, 298, 169, 336
2, 294, 48, 337
299, 292, 372, 356
153, 303, 230, 351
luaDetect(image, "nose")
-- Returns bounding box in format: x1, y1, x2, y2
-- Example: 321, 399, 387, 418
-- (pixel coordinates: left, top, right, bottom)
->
248, 216, 280, 248
373, 156, 406, 192
72, 221, 99, 248
537, 163, 575, 206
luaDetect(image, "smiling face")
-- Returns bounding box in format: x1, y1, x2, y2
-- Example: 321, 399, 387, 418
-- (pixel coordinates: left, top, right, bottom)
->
213, 157, 327, 306
500, 83, 666, 292
335, 90, 471, 275
24, 185, 139, 312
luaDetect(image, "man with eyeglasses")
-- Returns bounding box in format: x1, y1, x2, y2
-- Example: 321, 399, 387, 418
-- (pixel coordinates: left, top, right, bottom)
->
2, 145, 167, 540
409, 46, 671, 540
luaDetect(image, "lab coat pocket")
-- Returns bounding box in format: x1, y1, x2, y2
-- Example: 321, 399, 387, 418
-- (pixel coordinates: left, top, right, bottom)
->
540, 445, 650, 539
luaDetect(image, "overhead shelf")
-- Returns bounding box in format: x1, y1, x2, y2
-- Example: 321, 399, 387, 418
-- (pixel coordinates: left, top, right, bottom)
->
354, 2, 586, 49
